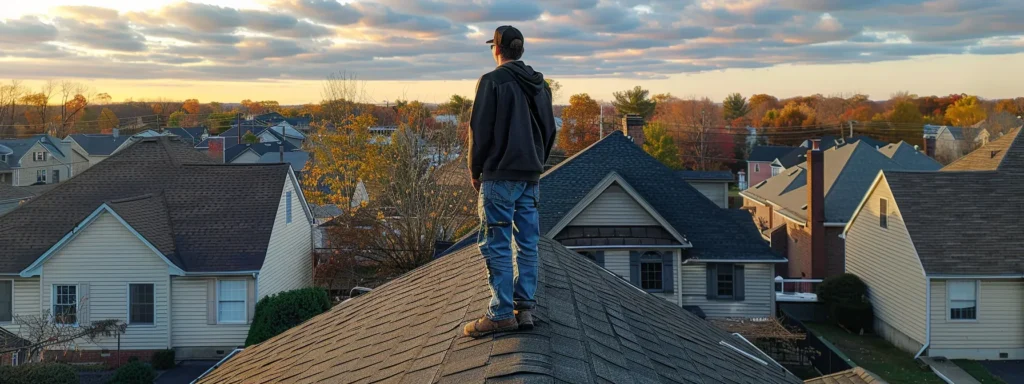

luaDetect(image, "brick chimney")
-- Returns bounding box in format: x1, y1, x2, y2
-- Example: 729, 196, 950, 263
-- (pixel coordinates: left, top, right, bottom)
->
806, 139, 826, 278
207, 137, 225, 163
621, 114, 645, 146
923, 137, 936, 157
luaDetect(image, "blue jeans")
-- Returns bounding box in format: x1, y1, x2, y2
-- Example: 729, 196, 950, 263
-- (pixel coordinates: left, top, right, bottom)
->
478, 180, 540, 321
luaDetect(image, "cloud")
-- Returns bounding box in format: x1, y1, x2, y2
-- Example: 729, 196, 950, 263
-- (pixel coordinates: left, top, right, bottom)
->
0, 0, 1021, 81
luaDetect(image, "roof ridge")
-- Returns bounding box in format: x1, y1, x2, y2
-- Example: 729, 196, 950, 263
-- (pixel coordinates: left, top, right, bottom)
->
542, 131, 626, 177
108, 193, 156, 204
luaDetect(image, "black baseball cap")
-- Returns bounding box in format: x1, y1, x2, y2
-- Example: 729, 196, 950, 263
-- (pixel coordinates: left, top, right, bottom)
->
486, 25, 524, 48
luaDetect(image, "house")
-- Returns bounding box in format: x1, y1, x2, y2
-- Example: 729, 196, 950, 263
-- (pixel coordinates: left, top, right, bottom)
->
65, 130, 135, 166
0, 135, 89, 186
747, 145, 798, 187
163, 127, 209, 146
223, 141, 298, 164
0, 184, 55, 216
844, 128, 1024, 360
0, 136, 313, 363
932, 125, 990, 164
443, 127, 785, 320
741, 140, 941, 280
676, 170, 733, 208
257, 151, 309, 175
196, 236, 801, 384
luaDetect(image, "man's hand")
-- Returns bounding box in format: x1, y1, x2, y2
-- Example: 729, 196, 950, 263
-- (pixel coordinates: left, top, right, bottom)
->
472, 179, 482, 192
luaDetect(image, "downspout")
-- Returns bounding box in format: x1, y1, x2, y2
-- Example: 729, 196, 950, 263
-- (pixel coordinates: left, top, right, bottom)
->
252, 272, 259, 301
914, 277, 931, 359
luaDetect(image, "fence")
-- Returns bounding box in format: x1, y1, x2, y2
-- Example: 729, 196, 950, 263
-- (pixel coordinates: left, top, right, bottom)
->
780, 309, 854, 376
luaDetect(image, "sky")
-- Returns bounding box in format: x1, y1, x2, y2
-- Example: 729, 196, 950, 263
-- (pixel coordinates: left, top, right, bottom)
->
1, 0, 1023, 105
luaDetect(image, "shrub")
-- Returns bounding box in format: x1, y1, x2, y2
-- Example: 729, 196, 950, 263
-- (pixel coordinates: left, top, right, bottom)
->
152, 349, 176, 370
0, 363, 78, 384
108, 361, 156, 384
817, 273, 873, 333
245, 287, 332, 346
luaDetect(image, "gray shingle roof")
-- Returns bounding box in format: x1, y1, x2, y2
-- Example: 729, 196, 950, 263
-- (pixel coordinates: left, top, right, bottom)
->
541, 132, 779, 261
258, 151, 309, 171
743, 141, 941, 223
225, 141, 297, 163
0, 137, 292, 273
880, 129, 1024, 275
803, 367, 883, 384
675, 170, 734, 181
198, 237, 800, 384
0, 135, 69, 167
163, 127, 207, 145
749, 146, 796, 162
67, 134, 133, 156
942, 128, 1021, 171
878, 141, 939, 170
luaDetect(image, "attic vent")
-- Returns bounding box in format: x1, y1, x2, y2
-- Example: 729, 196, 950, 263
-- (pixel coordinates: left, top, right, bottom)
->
788, 169, 799, 176
754, 180, 767, 188
801, 204, 808, 210
719, 341, 768, 366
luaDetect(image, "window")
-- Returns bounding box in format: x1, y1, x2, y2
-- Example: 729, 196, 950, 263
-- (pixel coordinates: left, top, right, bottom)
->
0, 154, 7, 162
0, 281, 11, 323
754, 164, 760, 173
36, 169, 46, 183
879, 198, 888, 229
128, 284, 154, 325
948, 280, 977, 320
771, 165, 782, 176
717, 264, 735, 298
639, 252, 663, 291
578, 251, 596, 262
53, 285, 77, 325
33, 151, 46, 161
286, 191, 292, 224
217, 280, 246, 323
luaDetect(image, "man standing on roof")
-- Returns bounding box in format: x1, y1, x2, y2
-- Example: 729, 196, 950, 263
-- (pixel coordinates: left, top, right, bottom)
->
463, 26, 557, 338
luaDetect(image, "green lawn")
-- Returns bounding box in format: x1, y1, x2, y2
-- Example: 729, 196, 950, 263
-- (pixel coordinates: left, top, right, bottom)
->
953, 360, 1006, 384
804, 322, 943, 384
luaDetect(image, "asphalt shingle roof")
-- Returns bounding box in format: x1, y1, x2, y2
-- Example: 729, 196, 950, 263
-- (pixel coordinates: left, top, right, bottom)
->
881, 128, 1024, 275
199, 237, 800, 384
743, 141, 941, 223
942, 128, 1021, 171
749, 146, 796, 162
803, 367, 883, 384
0, 137, 292, 273
68, 134, 133, 156
675, 170, 734, 181
539, 132, 778, 261
225, 141, 298, 163
163, 127, 207, 145
0, 135, 69, 167
258, 151, 310, 171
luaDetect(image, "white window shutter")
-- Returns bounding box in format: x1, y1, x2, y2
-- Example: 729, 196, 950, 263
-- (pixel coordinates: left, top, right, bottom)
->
79, 283, 90, 325
247, 280, 256, 324
207, 280, 217, 325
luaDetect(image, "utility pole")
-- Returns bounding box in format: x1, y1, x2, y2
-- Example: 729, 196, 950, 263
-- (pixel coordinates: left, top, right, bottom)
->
599, 103, 604, 138
848, 121, 854, 138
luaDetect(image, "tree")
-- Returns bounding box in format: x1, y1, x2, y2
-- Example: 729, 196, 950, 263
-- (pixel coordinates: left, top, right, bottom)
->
722, 93, 750, 121
209, 101, 223, 113
1, 309, 126, 363
182, 98, 201, 114
994, 99, 1019, 115
98, 108, 118, 133
887, 100, 924, 124
20, 80, 54, 132
242, 131, 260, 144
558, 93, 601, 156
167, 111, 185, 127
0, 80, 24, 136
748, 93, 779, 124
439, 94, 473, 124
642, 123, 681, 169
55, 81, 90, 136
945, 95, 987, 126
545, 79, 562, 102
764, 102, 817, 146
840, 105, 874, 122
651, 97, 730, 170
612, 86, 656, 119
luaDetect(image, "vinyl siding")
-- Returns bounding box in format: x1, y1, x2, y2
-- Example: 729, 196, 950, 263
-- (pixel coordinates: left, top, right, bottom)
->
231, 150, 262, 164
687, 181, 728, 208
258, 174, 313, 299
170, 277, 252, 348
569, 184, 657, 226
679, 263, 773, 318
13, 142, 88, 186
0, 277, 40, 336
929, 279, 1024, 359
845, 179, 927, 345
40, 211, 171, 350
597, 250, 678, 305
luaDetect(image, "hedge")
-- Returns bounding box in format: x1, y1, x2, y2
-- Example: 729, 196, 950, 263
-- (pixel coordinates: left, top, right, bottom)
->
108, 360, 156, 384
817, 273, 874, 333
151, 349, 176, 370
245, 287, 332, 346
0, 363, 78, 384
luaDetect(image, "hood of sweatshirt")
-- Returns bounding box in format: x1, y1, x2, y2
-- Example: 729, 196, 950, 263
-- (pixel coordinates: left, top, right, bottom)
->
500, 61, 546, 96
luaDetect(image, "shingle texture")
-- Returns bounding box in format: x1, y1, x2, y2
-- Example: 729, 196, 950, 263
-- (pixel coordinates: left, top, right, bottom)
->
882, 128, 1024, 275
743, 141, 941, 223
224, 141, 298, 163
554, 226, 681, 246
675, 170, 734, 181
68, 134, 132, 156
540, 132, 780, 261
803, 367, 884, 384
749, 146, 796, 162
199, 237, 800, 384
0, 137, 291, 273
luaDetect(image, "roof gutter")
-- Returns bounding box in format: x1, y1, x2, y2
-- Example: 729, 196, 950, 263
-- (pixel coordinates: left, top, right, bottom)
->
191, 348, 244, 384
183, 270, 261, 276
683, 258, 788, 264
738, 191, 765, 206
565, 244, 690, 250
927, 274, 1024, 279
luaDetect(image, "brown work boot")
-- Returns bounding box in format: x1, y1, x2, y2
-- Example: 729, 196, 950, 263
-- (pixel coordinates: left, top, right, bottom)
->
515, 310, 534, 330
462, 316, 518, 338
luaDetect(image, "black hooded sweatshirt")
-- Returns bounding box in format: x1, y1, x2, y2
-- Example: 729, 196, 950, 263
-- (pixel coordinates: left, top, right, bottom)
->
468, 61, 557, 182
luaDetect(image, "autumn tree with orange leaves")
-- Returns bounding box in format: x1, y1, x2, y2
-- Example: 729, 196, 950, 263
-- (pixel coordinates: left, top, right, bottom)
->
558, 93, 601, 156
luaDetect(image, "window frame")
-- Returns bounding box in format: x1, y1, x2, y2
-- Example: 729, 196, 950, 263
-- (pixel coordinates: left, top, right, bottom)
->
771, 165, 782, 176
36, 169, 47, 183
126, 283, 156, 326
879, 198, 888, 229
639, 251, 664, 293
51, 284, 79, 327
0, 279, 12, 324
947, 280, 979, 322
33, 151, 46, 162
754, 163, 760, 173
52, 169, 60, 183
216, 280, 247, 324
716, 263, 735, 299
